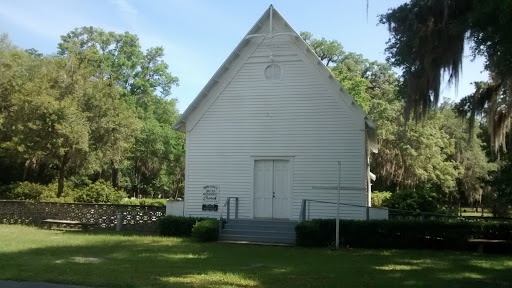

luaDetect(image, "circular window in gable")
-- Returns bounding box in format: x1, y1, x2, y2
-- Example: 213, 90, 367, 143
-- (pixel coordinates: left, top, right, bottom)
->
264, 64, 281, 80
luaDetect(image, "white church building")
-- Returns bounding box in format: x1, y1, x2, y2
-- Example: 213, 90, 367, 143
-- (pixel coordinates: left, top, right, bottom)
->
172, 5, 378, 222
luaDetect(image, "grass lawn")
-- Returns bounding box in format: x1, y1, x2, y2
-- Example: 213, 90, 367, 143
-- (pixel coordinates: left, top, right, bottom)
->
460, 207, 494, 217
1, 225, 511, 287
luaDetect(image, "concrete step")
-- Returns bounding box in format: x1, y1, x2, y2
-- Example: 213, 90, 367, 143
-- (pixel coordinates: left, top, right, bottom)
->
219, 234, 295, 244
224, 223, 296, 232
217, 240, 293, 246
221, 229, 295, 238
220, 219, 297, 244
226, 219, 297, 228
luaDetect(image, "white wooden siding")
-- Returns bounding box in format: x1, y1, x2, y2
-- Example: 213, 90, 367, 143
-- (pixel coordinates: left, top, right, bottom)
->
184, 28, 366, 220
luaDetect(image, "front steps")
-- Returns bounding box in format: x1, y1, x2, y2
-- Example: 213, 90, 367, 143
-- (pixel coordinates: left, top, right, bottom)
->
219, 219, 297, 244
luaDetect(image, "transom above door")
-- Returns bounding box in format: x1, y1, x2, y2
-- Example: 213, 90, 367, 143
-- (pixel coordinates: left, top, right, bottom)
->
253, 159, 290, 219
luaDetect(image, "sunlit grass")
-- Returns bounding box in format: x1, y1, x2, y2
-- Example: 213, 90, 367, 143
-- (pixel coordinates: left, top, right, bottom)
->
161, 271, 259, 287
1, 225, 511, 287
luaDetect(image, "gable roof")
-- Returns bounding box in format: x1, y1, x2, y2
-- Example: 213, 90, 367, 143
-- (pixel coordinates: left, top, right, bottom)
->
172, 5, 377, 152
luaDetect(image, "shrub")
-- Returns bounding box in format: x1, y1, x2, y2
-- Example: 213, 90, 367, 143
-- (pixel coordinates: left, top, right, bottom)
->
120, 198, 141, 205
157, 215, 204, 237
0, 185, 11, 199
139, 198, 167, 206
371, 191, 391, 207
191, 219, 219, 242
296, 219, 512, 250
4, 182, 48, 200
41, 182, 74, 202
0, 182, 72, 201
120, 198, 168, 206
74, 180, 127, 204
384, 183, 443, 212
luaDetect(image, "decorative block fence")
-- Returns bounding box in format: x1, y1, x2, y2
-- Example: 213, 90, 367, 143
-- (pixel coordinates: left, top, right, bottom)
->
0, 200, 166, 232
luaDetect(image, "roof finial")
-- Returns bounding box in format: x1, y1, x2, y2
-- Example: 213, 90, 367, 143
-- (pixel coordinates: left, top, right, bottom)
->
269, 4, 273, 36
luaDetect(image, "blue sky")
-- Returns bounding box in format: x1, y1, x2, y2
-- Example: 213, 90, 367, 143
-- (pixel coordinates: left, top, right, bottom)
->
0, 0, 488, 113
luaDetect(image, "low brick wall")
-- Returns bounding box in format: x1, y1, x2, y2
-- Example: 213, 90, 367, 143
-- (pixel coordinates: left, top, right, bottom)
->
0, 200, 166, 232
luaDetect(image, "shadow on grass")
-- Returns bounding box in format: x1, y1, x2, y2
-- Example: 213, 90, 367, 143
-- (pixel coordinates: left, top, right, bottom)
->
1, 228, 512, 287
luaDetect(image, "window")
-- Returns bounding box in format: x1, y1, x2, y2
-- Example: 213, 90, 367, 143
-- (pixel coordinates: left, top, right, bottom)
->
264, 64, 281, 80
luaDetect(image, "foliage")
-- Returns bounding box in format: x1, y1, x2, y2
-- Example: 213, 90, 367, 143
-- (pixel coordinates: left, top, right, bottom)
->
300, 32, 344, 66
156, 215, 204, 237
486, 139, 512, 218
120, 198, 167, 206
371, 191, 391, 207
139, 198, 167, 206
0, 29, 184, 199
295, 219, 512, 251
74, 180, 127, 204
380, 0, 512, 150
191, 219, 219, 242
0, 182, 48, 201
0, 182, 73, 202
302, 31, 496, 210
119, 198, 141, 205
384, 183, 443, 213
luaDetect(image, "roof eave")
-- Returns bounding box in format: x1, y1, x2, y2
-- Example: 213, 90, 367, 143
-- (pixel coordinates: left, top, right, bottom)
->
365, 117, 378, 153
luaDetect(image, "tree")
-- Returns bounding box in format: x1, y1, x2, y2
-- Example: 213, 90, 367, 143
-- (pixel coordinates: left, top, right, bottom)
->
302, 32, 495, 212
300, 32, 344, 66
380, 0, 512, 150
1, 29, 183, 200
331, 53, 372, 112
57, 27, 181, 195
58, 27, 179, 102
1, 52, 90, 197
80, 80, 141, 189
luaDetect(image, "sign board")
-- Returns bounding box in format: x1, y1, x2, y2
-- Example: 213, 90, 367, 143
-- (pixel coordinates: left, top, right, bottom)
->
202, 185, 219, 211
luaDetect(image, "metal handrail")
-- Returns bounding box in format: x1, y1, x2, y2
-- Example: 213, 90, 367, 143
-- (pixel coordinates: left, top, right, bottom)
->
218, 197, 239, 235
299, 199, 372, 222
298, 199, 512, 222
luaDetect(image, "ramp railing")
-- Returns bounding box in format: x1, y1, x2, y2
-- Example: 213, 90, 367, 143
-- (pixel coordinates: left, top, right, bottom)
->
218, 197, 239, 235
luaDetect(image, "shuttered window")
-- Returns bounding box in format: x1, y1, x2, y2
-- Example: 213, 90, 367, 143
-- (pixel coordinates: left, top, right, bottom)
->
264, 64, 281, 80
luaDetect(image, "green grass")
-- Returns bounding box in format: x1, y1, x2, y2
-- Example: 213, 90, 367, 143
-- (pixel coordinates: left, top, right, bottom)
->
1, 225, 512, 287
459, 207, 494, 217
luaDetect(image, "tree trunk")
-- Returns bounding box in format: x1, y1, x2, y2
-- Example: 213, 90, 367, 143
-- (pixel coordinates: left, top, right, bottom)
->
57, 151, 70, 198
23, 159, 30, 182
111, 160, 119, 189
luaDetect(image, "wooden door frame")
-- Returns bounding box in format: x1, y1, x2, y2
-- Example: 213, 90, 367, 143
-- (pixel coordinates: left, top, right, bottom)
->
250, 156, 294, 219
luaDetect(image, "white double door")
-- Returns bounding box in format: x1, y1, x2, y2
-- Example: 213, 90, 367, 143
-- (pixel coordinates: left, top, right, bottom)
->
254, 160, 290, 219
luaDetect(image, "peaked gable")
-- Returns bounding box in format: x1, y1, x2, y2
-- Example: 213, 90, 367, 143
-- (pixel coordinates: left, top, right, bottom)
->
173, 5, 376, 150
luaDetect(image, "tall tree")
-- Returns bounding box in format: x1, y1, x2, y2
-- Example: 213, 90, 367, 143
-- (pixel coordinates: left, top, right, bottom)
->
302, 31, 495, 207
1, 51, 90, 197
57, 27, 181, 193
80, 80, 141, 189
380, 0, 512, 150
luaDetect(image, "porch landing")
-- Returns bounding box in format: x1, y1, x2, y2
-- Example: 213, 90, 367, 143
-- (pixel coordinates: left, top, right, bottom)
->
218, 219, 297, 244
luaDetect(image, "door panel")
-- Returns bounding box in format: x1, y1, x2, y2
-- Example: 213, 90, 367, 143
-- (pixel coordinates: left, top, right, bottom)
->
272, 160, 290, 219
254, 159, 290, 219
254, 160, 273, 218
